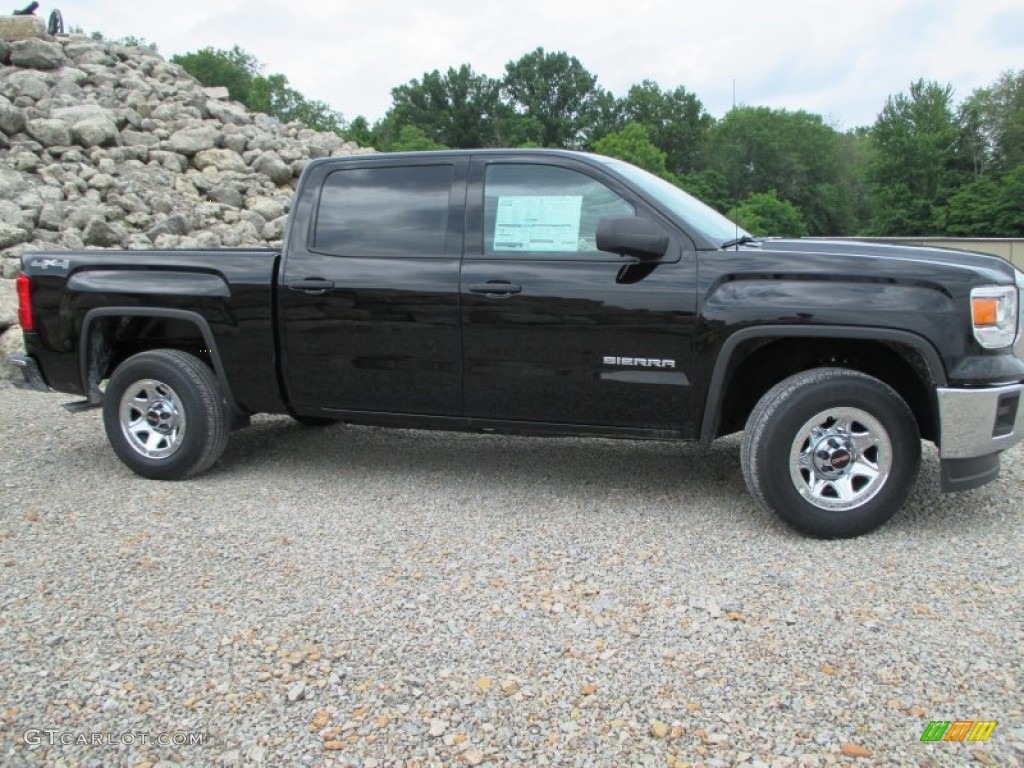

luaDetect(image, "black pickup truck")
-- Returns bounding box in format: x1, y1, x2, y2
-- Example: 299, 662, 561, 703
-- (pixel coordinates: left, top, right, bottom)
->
11, 149, 1024, 537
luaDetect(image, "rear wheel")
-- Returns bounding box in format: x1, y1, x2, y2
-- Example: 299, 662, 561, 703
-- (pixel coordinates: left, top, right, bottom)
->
741, 368, 920, 538
102, 350, 229, 479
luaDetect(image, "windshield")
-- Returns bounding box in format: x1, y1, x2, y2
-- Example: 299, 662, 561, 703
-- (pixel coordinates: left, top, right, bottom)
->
596, 156, 749, 247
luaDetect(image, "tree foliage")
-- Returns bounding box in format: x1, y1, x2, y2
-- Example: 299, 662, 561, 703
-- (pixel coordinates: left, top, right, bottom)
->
172, 46, 344, 134
591, 123, 674, 180
388, 65, 506, 148
502, 48, 615, 149
171, 41, 1020, 238
705, 107, 857, 235
868, 80, 961, 234
616, 80, 712, 176
728, 191, 809, 237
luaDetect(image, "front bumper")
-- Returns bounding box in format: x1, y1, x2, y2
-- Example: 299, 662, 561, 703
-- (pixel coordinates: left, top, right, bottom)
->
937, 382, 1024, 491
8, 355, 52, 393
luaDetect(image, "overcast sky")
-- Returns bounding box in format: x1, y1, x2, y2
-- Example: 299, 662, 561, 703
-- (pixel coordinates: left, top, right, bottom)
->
70, 0, 1023, 131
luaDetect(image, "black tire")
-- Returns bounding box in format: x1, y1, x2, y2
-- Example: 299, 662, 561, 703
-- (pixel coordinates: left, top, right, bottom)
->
740, 367, 920, 538
290, 415, 339, 427
102, 349, 229, 480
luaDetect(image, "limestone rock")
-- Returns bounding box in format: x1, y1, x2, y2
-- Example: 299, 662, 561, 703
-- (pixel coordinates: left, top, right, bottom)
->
0, 223, 28, 250
0, 32, 371, 275
82, 217, 126, 247
0, 95, 25, 135
207, 100, 251, 126
253, 151, 293, 185
0, 277, 17, 332
0, 326, 26, 380
0, 15, 46, 42
246, 197, 286, 222
194, 148, 247, 173
10, 38, 66, 70
73, 117, 121, 148
168, 126, 219, 155
25, 118, 71, 147
2, 70, 50, 101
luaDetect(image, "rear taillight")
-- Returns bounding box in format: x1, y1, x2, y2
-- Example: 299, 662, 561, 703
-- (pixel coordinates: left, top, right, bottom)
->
16, 272, 33, 332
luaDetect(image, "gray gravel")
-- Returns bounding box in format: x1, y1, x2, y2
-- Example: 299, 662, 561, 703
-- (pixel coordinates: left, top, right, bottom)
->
0, 381, 1021, 767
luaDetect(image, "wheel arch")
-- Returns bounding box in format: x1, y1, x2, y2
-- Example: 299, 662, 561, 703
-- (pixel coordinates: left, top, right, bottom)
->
700, 325, 947, 446
80, 307, 242, 417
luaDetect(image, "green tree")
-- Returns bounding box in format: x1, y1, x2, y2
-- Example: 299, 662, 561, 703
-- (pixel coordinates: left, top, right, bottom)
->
961, 69, 1024, 174
592, 123, 675, 180
344, 115, 374, 146
868, 79, 960, 235
387, 125, 447, 152
172, 46, 260, 105
676, 170, 732, 213
704, 107, 854, 235
387, 65, 507, 148
249, 73, 344, 133
941, 165, 1024, 236
727, 191, 809, 237
502, 48, 614, 148
174, 46, 344, 135
617, 80, 712, 175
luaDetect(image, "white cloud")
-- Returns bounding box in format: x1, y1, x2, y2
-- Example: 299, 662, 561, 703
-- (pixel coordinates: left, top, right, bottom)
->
67, 0, 1023, 129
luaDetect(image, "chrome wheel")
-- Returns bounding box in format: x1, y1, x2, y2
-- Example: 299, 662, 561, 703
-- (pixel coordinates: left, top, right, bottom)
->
789, 407, 892, 511
119, 378, 187, 459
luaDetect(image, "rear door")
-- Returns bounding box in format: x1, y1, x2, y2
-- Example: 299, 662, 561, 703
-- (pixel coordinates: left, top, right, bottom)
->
280, 155, 467, 415
460, 155, 699, 431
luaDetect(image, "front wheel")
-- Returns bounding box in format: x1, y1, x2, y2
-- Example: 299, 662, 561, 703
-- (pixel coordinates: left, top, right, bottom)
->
102, 349, 229, 480
741, 368, 921, 538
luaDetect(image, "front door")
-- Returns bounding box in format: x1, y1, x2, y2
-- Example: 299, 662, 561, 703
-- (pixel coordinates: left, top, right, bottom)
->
280, 156, 467, 415
460, 156, 698, 431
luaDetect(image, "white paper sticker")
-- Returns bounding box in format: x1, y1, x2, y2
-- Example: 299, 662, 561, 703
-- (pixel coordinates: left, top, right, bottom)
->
493, 195, 583, 252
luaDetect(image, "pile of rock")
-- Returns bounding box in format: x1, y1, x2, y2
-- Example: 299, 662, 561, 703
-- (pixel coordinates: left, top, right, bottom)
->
0, 27, 372, 377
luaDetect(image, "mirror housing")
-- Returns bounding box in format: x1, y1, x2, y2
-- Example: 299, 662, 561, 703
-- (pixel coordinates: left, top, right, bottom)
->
596, 216, 669, 260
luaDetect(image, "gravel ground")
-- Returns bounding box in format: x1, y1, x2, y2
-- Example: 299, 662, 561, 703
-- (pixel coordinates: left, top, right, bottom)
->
0, 381, 1021, 768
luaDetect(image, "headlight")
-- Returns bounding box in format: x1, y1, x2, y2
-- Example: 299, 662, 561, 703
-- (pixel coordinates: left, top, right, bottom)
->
971, 285, 1018, 348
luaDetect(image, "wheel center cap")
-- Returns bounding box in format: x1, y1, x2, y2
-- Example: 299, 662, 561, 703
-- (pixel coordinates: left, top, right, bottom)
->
146, 402, 175, 432
812, 435, 854, 477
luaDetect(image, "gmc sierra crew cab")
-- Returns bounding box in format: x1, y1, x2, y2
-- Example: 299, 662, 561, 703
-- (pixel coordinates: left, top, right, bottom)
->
10, 149, 1024, 538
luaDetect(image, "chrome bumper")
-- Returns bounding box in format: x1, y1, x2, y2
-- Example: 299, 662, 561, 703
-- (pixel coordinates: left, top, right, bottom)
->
937, 383, 1024, 459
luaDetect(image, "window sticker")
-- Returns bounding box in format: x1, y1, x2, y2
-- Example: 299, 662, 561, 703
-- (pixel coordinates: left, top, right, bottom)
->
493, 195, 583, 252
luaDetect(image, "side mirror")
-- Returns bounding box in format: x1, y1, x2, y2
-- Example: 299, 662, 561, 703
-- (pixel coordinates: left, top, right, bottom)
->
596, 216, 669, 260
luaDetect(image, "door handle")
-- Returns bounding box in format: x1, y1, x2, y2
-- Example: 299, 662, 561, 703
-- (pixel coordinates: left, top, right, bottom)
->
287, 278, 335, 294
468, 281, 522, 296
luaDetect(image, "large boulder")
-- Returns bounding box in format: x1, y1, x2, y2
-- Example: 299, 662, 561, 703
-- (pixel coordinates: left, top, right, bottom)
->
0, 223, 28, 250
253, 151, 293, 185
0, 95, 25, 135
82, 217, 126, 247
0, 15, 46, 42
168, 125, 218, 155
193, 148, 247, 173
9, 38, 66, 69
73, 117, 121, 148
0, 277, 17, 332
207, 100, 251, 126
0, 326, 25, 381
1, 70, 50, 101
52, 104, 117, 124
25, 118, 71, 147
